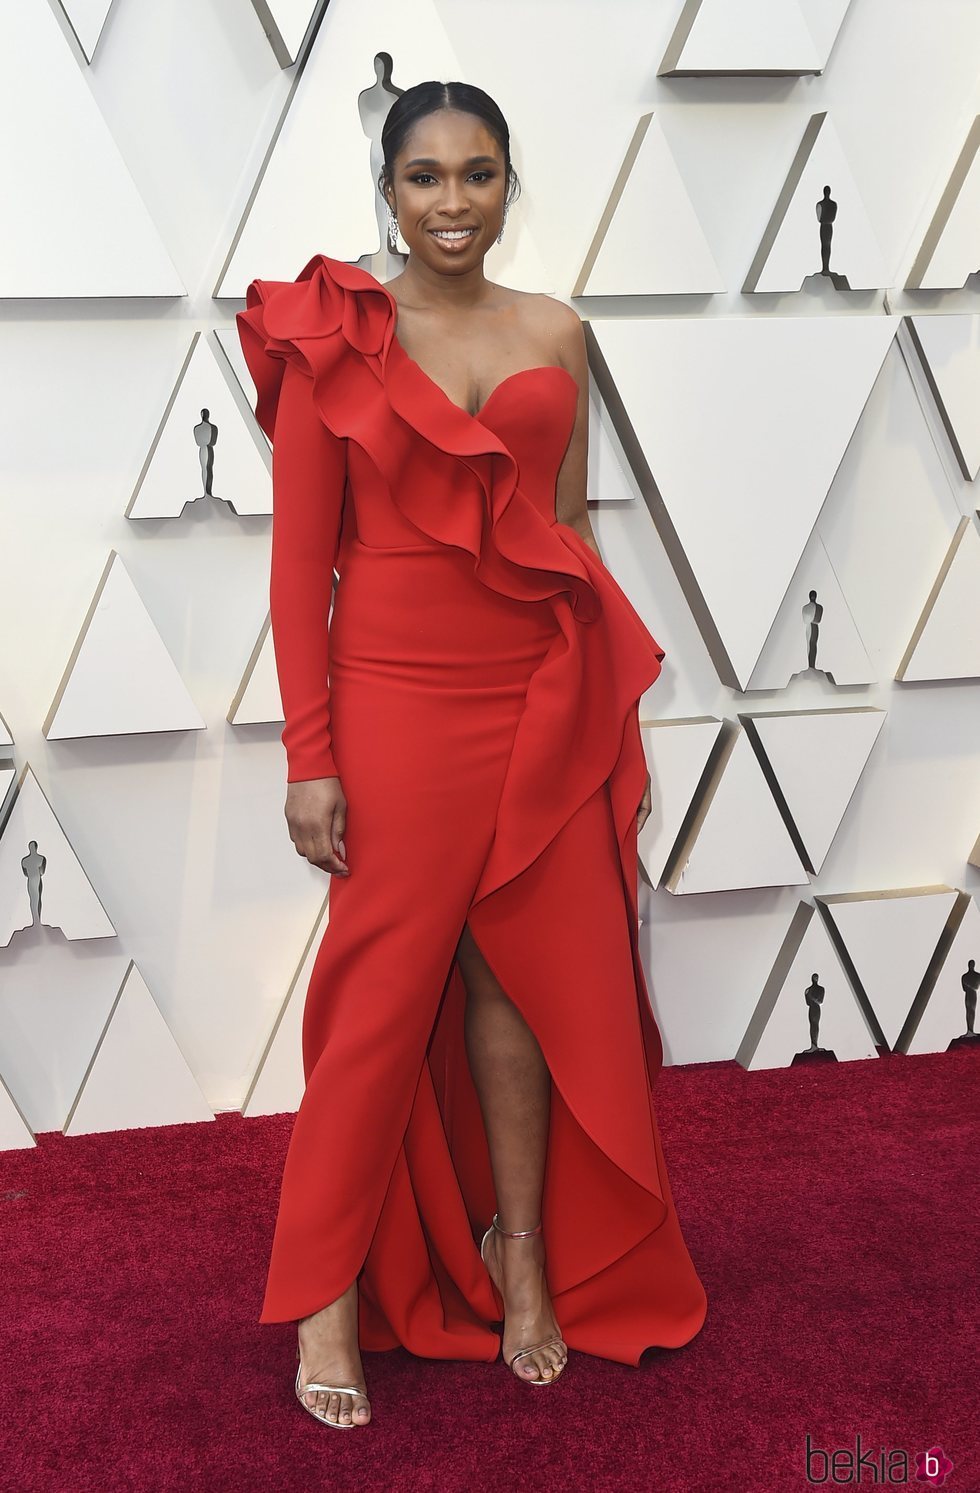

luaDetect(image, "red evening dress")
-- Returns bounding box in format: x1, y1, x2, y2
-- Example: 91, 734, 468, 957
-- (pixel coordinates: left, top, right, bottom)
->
236, 252, 708, 1366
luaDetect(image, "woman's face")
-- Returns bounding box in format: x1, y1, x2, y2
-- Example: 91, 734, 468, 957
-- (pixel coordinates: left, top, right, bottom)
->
386, 108, 507, 269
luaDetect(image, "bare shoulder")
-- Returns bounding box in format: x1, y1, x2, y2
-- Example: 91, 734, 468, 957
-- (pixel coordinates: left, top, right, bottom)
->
502, 287, 586, 372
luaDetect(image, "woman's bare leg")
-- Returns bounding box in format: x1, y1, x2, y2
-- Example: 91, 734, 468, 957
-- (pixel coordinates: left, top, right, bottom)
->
457, 921, 567, 1381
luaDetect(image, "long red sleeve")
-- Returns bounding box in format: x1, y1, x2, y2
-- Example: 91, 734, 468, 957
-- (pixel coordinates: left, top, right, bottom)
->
268, 360, 347, 782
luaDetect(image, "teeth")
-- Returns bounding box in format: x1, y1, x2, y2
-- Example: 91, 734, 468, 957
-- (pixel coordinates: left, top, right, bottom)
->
432, 229, 475, 240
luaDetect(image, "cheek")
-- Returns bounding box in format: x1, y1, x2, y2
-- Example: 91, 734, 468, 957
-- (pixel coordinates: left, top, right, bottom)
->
399, 190, 428, 220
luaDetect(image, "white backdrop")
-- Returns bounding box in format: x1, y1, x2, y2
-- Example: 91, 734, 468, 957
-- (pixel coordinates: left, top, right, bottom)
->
1, 0, 979, 1135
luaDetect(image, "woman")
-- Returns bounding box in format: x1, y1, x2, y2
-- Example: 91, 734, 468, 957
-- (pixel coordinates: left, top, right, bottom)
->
237, 80, 708, 1431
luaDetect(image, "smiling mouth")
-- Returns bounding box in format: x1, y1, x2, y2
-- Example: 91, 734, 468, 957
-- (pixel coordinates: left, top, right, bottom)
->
429, 227, 478, 241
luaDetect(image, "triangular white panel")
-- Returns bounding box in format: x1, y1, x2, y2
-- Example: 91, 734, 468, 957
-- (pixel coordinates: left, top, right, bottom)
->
127, 333, 273, 519
3, 0, 183, 296
589, 314, 896, 689
896, 517, 980, 681
660, 0, 821, 76
901, 896, 980, 1055
818, 887, 960, 1050
744, 113, 889, 293
219, 0, 551, 295
216, 320, 258, 404
638, 717, 724, 887
906, 314, 980, 481
736, 902, 879, 1070
907, 118, 980, 291
0, 1071, 36, 1150
587, 383, 640, 504
242, 896, 330, 1116
741, 707, 886, 875
748, 529, 875, 689
0, 765, 116, 945
251, 0, 321, 67
0, 765, 14, 812
56, 0, 115, 63
64, 962, 214, 1135
574, 113, 725, 297
229, 615, 284, 727
666, 727, 810, 895
796, 0, 854, 60
44, 552, 206, 740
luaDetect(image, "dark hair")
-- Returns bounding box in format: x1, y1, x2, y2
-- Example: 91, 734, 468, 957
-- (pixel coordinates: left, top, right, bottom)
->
377, 80, 522, 210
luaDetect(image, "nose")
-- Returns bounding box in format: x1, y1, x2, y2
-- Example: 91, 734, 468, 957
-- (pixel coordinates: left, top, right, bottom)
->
437, 182, 470, 216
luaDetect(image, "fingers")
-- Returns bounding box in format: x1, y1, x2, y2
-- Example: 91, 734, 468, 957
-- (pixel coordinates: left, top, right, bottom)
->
323, 802, 348, 874
316, 805, 349, 874
292, 824, 348, 873
307, 819, 349, 874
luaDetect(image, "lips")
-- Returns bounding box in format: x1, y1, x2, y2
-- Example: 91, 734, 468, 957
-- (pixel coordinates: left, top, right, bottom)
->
429, 227, 478, 239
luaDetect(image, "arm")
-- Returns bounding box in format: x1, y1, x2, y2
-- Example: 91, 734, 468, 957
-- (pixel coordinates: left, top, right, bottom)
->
552, 302, 601, 559
269, 359, 346, 784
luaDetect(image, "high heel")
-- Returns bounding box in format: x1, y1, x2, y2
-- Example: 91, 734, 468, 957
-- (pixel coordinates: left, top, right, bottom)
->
479, 1213, 568, 1385
294, 1344, 370, 1429
479, 1219, 504, 1319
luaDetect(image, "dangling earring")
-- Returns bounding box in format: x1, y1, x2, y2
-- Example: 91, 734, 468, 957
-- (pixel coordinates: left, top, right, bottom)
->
387, 202, 399, 252
496, 204, 509, 244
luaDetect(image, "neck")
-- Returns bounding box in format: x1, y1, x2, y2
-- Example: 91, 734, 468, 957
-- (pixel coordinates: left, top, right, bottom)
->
395, 253, 493, 311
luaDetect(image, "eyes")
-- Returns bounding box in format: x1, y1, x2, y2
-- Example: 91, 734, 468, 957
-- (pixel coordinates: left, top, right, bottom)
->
408, 170, 495, 185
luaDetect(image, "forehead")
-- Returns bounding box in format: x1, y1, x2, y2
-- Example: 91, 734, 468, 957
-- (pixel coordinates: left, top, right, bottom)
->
397, 108, 503, 165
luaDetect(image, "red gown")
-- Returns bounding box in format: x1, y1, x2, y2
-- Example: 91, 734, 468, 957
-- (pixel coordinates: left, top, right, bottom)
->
236, 252, 708, 1366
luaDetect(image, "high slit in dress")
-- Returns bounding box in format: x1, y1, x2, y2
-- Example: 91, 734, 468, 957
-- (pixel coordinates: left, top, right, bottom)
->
236, 253, 708, 1366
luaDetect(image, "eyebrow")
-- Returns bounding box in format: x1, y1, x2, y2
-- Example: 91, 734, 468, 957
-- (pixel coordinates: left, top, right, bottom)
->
402, 155, 498, 168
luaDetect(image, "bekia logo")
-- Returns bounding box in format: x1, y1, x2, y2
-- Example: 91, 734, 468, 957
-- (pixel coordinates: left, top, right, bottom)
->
914, 1447, 954, 1487
805, 1434, 954, 1484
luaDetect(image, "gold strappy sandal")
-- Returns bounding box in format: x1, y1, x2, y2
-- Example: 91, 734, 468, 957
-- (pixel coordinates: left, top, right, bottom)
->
480, 1213, 568, 1385
294, 1346, 370, 1429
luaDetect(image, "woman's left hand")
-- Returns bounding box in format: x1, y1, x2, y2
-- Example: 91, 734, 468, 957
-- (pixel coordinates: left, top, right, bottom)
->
636, 769, 652, 834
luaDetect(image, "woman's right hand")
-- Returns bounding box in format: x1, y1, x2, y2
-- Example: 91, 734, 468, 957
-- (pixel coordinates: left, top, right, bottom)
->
284, 777, 350, 876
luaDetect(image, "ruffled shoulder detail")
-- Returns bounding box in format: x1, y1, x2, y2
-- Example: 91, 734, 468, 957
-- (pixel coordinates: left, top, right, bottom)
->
236, 252, 386, 441
237, 252, 666, 909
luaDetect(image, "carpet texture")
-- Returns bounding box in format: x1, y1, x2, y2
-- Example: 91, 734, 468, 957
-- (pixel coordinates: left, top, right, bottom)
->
2, 1048, 976, 1492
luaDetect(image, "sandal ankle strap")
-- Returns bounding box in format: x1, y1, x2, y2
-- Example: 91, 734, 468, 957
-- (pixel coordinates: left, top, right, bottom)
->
492, 1211, 542, 1238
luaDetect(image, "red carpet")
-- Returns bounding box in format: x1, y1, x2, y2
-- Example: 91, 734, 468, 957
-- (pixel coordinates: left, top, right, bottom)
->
3, 1048, 976, 1492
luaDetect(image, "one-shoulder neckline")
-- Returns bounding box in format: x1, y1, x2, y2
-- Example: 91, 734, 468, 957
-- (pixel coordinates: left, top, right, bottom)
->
365, 266, 579, 423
